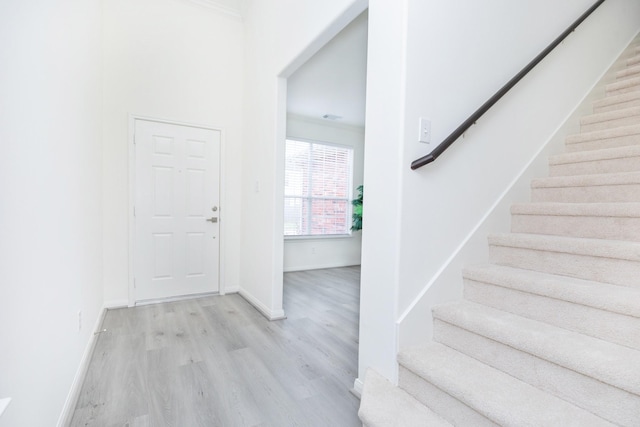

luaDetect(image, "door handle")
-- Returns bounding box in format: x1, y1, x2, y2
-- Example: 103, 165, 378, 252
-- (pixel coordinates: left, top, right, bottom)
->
206, 217, 218, 223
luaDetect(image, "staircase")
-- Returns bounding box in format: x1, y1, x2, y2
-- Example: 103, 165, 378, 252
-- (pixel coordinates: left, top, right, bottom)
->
359, 36, 640, 426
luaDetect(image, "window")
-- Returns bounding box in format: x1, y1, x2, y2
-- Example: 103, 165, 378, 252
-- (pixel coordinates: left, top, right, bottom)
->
284, 139, 354, 237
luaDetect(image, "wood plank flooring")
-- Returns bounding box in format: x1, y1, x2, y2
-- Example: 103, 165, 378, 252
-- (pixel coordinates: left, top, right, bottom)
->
70, 266, 361, 427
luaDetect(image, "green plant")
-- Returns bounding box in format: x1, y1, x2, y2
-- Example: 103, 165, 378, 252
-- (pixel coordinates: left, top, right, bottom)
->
351, 185, 363, 231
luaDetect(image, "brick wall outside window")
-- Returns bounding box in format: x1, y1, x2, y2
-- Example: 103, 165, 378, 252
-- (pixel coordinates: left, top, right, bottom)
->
284, 139, 353, 236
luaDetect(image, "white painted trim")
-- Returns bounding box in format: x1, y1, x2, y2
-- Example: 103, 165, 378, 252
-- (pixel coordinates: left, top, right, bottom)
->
286, 135, 357, 151
128, 116, 136, 307
128, 115, 227, 306
352, 378, 364, 398
104, 299, 129, 309
287, 113, 366, 133
395, 144, 545, 327
272, 76, 288, 322
278, 0, 369, 78
239, 289, 286, 321
134, 291, 219, 307
284, 234, 355, 241
57, 307, 108, 427
284, 263, 361, 273
218, 121, 227, 296
0, 398, 11, 418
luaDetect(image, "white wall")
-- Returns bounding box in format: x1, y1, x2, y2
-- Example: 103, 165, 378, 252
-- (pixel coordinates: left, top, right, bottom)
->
240, 0, 368, 319
0, 1, 104, 425
102, 0, 245, 305
359, 0, 640, 386
284, 115, 364, 272
356, 0, 406, 386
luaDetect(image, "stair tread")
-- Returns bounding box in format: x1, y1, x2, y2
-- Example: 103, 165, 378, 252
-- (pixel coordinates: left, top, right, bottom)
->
399, 343, 615, 427
580, 105, 640, 126
359, 369, 452, 427
511, 201, 640, 217
593, 89, 640, 109
463, 264, 640, 318
566, 123, 640, 144
432, 301, 640, 395
549, 144, 640, 165
606, 76, 640, 92
627, 54, 640, 65
488, 232, 640, 261
616, 64, 640, 80
531, 170, 640, 187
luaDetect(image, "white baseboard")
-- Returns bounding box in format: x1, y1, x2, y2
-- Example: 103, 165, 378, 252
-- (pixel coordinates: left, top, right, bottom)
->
104, 299, 129, 309
56, 306, 107, 427
283, 263, 361, 273
134, 292, 219, 307
352, 378, 364, 399
0, 398, 11, 418
238, 289, 286, 321
221, 286, 240, 295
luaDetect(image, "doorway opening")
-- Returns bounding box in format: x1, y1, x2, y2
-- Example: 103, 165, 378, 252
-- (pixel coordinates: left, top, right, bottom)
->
282, 11, 367, 275
279, 8, 368, 392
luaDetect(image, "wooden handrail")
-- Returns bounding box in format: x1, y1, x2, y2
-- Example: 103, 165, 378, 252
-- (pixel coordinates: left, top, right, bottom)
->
411, 0, 606, 170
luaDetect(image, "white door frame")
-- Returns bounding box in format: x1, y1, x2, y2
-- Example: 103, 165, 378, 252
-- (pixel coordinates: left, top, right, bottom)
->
128, 114, 227, 307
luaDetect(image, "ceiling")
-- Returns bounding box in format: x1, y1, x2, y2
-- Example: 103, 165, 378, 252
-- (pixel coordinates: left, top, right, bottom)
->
287, 11, 368, 128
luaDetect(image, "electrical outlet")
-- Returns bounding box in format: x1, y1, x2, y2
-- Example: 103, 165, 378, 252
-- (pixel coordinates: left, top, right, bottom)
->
78, 310, 82, 332
311, 247, 316, 254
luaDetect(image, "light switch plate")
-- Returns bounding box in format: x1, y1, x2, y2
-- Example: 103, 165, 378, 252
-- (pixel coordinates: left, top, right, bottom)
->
419, 117, 431, 143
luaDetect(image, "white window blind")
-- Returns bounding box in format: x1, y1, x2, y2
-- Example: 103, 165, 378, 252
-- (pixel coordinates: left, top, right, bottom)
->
284, 139, 354, 236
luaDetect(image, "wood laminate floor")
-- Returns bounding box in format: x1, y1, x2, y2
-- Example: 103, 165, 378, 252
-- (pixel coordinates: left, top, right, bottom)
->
70, 266, 361, 427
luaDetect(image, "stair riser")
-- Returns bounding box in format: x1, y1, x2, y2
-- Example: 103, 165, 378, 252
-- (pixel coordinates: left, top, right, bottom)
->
398, 367, 499, 427
549, 156, 640, 176
566, 133, 640, 152
594, 97, 640, 114
358, 369, 452, 427
581, 115, 640, 132
464, 280, 640, 350
488, 244, 640, 288
531, 183, 640, 203
510, 213, 640, 241
433, 320, 640, 426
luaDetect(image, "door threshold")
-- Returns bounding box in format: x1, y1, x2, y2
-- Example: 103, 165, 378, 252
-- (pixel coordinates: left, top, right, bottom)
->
134, 291, 220, 307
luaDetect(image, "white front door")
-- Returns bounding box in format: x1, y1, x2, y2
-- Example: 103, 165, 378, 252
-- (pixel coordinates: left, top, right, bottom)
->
134, 119, 220, 302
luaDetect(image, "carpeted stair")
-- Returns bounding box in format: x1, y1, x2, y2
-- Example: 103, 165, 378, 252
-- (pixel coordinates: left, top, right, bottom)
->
359, 36, 640, 426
